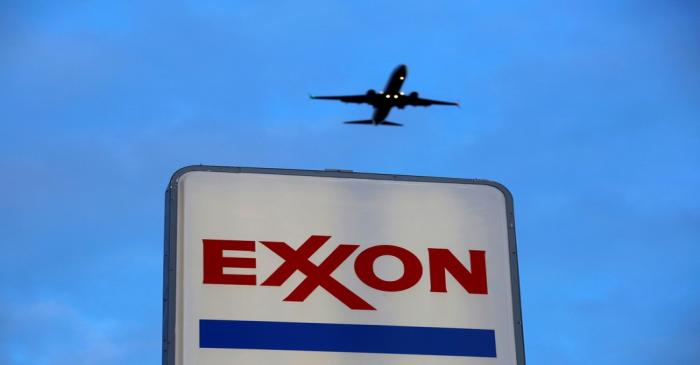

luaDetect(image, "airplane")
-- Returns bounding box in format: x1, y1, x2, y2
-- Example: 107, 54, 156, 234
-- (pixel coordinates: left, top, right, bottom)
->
310, 64, 458, 126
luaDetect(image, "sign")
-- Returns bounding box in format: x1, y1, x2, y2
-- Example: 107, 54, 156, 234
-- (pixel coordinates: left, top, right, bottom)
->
163, 166, 525, 365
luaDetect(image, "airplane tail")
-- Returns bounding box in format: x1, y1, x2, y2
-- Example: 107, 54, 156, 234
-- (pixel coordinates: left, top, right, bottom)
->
344, 119, 374, 125
380, 120, 403, 126
343, 120, 403, 127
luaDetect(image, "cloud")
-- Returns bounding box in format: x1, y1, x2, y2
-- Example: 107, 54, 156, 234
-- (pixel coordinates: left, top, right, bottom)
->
0, 299, 159, 365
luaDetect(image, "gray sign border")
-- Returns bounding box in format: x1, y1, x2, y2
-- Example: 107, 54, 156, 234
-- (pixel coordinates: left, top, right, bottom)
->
163, 165, 525, 365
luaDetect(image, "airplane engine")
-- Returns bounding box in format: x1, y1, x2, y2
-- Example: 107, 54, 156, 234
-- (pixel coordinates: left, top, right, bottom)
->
366, 89, 377, 96
409, 91, 419, 99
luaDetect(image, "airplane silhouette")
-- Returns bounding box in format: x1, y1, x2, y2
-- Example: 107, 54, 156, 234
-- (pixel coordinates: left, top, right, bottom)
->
310, 64, 458, 126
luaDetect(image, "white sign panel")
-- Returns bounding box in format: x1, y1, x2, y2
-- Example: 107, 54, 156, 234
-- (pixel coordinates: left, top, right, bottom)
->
163, 166, 524, 365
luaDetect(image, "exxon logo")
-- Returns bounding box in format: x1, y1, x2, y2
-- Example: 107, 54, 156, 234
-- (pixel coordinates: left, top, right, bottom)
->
202, 235, 488, 310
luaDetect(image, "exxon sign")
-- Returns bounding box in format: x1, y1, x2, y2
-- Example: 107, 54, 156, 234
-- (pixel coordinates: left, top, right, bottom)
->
163, 166, 525, 365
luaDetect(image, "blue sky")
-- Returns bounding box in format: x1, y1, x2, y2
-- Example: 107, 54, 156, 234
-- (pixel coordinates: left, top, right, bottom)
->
1, 1, 699, 364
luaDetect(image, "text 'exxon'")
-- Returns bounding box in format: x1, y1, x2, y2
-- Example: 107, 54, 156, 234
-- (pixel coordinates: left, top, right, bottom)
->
202, 235, 487, 310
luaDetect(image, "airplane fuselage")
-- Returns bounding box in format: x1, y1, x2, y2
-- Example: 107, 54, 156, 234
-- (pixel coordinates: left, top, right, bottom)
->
372, 65, 407, 124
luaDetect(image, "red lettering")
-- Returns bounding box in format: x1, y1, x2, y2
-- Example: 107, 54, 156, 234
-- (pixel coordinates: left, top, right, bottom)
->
354, 245, 422, 292
261, 235, 375, 310
261, 235, 329, 286
428, 249, 487, 294
202, 239, 256, 285
202, 235, 490, 310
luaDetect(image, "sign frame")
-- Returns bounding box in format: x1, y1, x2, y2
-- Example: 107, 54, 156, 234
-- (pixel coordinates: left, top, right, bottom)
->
163, 165, 526, 365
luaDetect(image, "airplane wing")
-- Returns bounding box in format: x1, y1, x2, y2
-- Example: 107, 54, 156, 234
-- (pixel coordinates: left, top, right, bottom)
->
408, 97, 459, 107
309, 94, 370, 104
344, 119, 403, 126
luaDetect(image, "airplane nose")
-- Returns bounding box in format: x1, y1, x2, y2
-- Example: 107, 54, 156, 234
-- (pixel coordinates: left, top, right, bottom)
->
397, 64, 408, 79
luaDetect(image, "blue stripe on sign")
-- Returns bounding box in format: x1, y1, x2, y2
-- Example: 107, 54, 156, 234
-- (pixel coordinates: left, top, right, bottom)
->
199, 319, 496, 358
